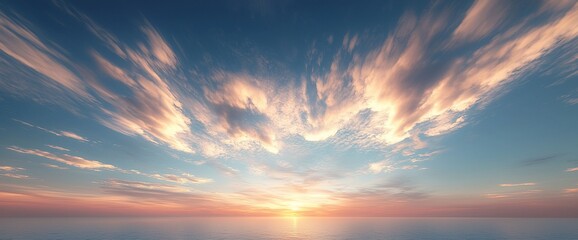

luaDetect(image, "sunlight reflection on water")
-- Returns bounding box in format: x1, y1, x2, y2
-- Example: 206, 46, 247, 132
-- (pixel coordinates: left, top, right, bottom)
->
1, 217, 577, 240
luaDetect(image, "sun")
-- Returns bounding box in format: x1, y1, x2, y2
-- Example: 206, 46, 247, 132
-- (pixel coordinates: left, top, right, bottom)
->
283, 202, 301, 217
290, 204, 300, 212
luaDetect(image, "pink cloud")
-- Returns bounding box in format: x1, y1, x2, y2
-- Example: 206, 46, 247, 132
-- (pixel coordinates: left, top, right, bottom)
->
0, 11, 91, 99
564, 188, 578, 193
452, 0, 509, 43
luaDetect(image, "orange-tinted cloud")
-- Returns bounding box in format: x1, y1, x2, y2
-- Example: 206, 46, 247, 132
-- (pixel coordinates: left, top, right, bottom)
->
89, 26, 193, 153
7, 146, 116, 170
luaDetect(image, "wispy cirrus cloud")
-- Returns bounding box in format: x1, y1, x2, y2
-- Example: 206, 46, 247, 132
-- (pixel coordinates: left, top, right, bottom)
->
2, 8, 194, 153
103, 179, 191, 195
45, 145, 70, 152
58, 131, 88, 142
485, 189, 542, 199
150, 173, 212, 184
499, 182, 536, 187
521, 155, 559, 166
565, 185, 578, 193
451, 0, 510, 43
88, 25, 193, 153
42, 164, 68, 170
4, 1, 577, 158
296, 0, 578, 148
566, 167, 578, 172
0, 173, 30, 179
7, 146, 115, 170
0, 11, 90, 98
0, 165, 23, 172
8, 145, 210, 183
14, 119, 89, 142
194, 160, 240, 176
0, 165, 29, 179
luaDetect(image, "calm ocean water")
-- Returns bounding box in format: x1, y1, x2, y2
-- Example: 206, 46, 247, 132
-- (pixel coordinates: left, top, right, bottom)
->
1, 217, 577, 240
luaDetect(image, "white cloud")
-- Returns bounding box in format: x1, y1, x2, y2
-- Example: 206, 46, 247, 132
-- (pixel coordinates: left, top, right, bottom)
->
368, 160, 395, 174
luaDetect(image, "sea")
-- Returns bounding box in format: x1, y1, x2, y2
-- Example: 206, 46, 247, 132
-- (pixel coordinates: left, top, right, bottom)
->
1, 217, 577, 240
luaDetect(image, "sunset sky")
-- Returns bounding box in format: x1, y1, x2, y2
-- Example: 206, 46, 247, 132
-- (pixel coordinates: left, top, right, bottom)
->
1, 0, 577, 217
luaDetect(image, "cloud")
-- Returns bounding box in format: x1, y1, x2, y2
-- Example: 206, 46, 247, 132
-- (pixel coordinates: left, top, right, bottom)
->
451, 0, 509, 43
567, 167, 578, 172
0, 11, 91, 100
0, 173, 30, 179
565, 188, 578, 193
195, 160, 240, 176
103, 179, 191, 195
3, 7, 193, 153
0, 165, 23, 172
14, 119, 89, 142
331, 177, 429, 213
401, 165, 420, 170
45, 145, 70, 152
198, 72, 280, 153
424, 115, 465, 137
150, 173, 212, 184
521, 155, 559, 166
4, 0, 576, 159
59, 131, 88, 142
114, 168, 212, 185
562, 96, 578, 105
484, 189, 542, 199
89, 25, 193, 152
252, 0, 578, 152
368, 160, 395, 174
0, 165, 29, 179
42, 164, 68, 170
7, 146, 115, 170
499, 182, 536, 187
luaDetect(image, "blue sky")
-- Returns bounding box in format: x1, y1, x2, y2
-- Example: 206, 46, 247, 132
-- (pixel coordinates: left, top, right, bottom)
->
0, 0, 577, 217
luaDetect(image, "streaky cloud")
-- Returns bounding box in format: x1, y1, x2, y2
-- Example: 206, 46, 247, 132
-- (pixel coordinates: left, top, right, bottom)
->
7, 146, 116, 170
14, 119, 90, 142
0, 11, 91, 100
499, 183, 536, 187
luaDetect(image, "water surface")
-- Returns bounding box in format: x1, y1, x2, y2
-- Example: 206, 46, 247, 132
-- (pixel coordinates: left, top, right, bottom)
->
1, 217, 577, 240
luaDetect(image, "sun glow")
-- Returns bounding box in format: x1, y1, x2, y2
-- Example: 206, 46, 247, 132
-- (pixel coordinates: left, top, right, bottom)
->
290, 203, 300, 212
282, 202, 302, 217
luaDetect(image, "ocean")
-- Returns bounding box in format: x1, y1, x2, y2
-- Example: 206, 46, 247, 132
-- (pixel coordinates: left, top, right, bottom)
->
1, 217, 577, 240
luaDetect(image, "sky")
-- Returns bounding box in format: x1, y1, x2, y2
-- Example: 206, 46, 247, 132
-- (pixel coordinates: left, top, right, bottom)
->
0, 0, 577, 217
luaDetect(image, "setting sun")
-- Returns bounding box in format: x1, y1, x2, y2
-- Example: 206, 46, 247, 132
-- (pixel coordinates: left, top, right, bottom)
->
290, 203, 301, 212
